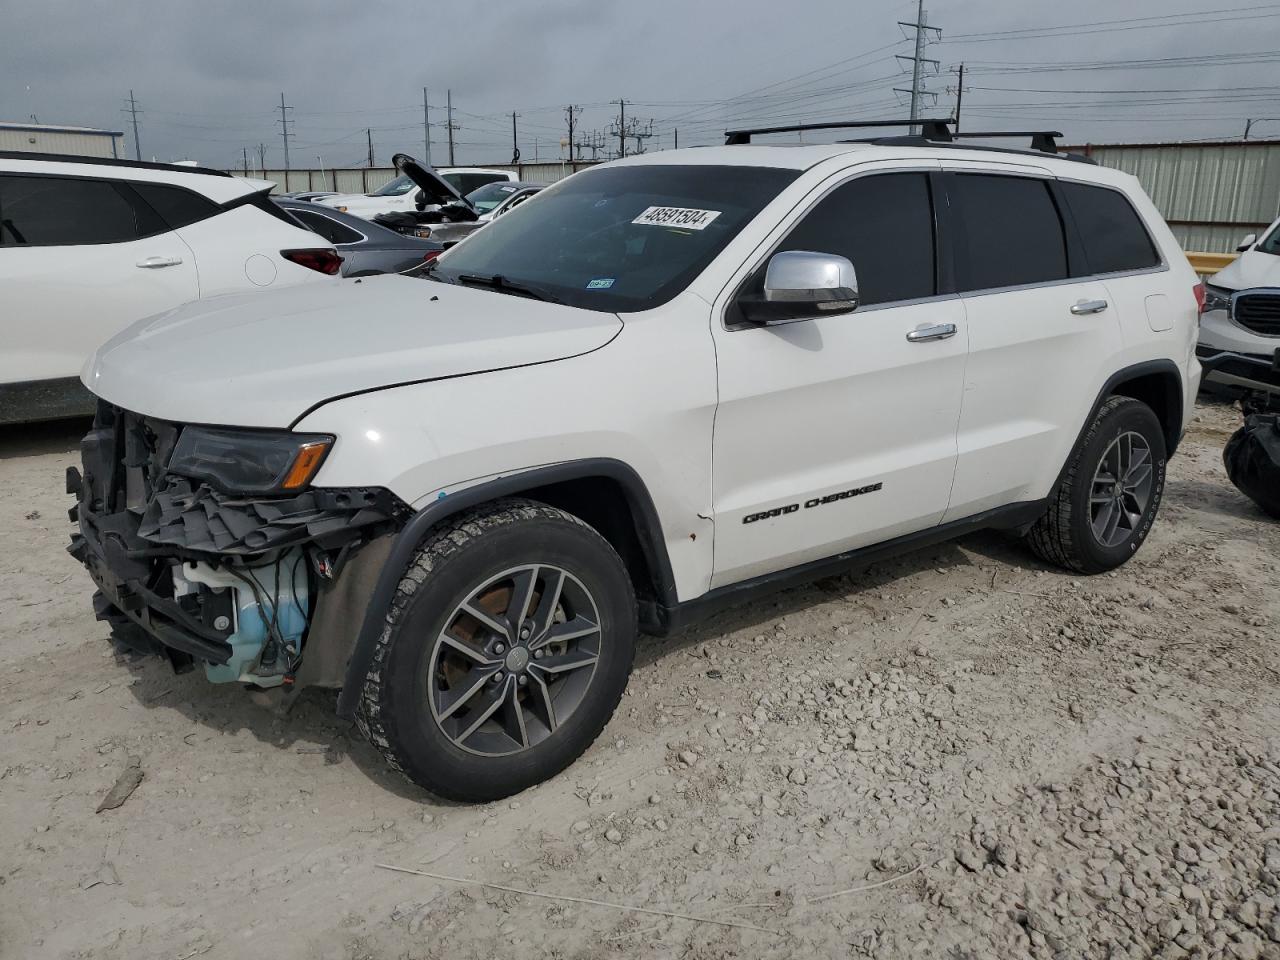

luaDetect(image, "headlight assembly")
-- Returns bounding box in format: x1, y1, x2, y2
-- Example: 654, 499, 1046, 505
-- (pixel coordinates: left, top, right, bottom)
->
1203, 285, 1233, 314
167, 427, 333, 494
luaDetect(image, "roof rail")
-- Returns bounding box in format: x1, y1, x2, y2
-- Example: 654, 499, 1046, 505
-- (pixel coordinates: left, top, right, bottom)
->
0, 151, 233, 178
724, 119, 954, 145
725, 120, 1070, 157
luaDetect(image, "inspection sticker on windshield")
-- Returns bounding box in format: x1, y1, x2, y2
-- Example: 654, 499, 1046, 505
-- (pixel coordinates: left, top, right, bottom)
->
586, 278, 615, 289
632, 206, 722, 230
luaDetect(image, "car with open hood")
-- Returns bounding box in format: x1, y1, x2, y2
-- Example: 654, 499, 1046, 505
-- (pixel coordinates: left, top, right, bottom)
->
316, 156, 515, 220
68, 120, 1201, 803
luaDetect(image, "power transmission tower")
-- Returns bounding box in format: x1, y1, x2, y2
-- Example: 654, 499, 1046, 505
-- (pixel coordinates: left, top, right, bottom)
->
949, 62, 966, 128
627, 118, 654, 156
124, 90, 143, 160
612, 99, 627, 158
423, 87, 431, 165
511, 111, 520, 164
564, 105, 581, 164
257, 143, 267, 173
446, 89, 457, 165
895, 2, 942, 134
277, 93, 293, 170
367, 128, 374, 167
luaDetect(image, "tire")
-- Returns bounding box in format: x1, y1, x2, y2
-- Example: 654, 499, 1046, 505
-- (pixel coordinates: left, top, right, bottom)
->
357, 499, 637, 802
1025, 396, 1167, 574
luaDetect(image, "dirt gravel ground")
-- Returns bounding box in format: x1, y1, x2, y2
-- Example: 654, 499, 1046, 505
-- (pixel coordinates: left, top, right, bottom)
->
1, 399, 1277, 960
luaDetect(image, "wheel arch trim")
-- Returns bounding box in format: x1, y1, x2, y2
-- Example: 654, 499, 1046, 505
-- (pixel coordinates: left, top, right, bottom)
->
335, 457, 676, 718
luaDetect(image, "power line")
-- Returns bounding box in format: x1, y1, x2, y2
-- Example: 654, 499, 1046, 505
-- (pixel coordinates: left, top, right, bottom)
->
947, 4, 1280, 41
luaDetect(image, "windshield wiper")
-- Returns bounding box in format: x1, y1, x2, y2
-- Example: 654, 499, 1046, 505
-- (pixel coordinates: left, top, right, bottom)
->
457, 273, 563, 304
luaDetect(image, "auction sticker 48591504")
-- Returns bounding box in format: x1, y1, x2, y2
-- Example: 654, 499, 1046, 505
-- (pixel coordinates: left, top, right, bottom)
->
632, 206, 722, 230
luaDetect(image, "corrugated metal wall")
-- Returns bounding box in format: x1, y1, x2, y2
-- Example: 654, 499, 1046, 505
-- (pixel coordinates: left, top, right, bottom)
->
0, 128, 123, 158
246, 161, 596, 195
1071, 141, 1280, 253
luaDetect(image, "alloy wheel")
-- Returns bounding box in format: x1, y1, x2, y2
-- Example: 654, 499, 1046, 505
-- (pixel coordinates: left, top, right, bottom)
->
427, 564, 602, 757
1089, 430, 1155, 548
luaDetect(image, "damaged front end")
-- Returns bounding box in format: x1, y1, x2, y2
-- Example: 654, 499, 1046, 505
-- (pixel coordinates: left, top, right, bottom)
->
67, 403, 409, 691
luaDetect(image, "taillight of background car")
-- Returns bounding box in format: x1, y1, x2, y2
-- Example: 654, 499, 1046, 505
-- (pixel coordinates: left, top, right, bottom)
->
281, 248, 343, 275
1193, 282, 1207, 314
423, 250, 443, 264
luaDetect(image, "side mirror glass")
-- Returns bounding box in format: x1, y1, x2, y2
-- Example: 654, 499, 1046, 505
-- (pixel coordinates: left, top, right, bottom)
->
1237, 233, 1257, 252
740, 250, 859, 325
414, 189, 427, 211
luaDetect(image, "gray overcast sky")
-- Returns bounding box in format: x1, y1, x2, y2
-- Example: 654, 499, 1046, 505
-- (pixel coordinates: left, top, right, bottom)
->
4, 0, 1279, 169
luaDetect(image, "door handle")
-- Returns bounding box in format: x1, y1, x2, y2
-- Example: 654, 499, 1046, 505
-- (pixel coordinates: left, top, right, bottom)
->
136, 256, 183, 268
1070, 299, 1109, 316
906, 322, 958, 343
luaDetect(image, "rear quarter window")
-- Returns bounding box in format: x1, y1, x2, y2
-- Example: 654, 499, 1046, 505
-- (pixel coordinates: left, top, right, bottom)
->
1060, 181, 1161, 275
132, 183, 221, 230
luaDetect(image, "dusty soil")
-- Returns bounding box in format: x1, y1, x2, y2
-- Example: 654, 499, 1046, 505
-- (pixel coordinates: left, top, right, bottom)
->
1, 399, 1277, 960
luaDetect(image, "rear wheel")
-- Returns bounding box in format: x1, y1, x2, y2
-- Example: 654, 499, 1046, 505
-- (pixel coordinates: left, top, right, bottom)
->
357, 500, 636, 802
1025, 395, 1167, 574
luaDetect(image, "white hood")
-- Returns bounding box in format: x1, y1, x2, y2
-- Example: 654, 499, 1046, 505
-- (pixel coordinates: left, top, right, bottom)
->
1211, 249, 1280, 291
82, 275, 622, 428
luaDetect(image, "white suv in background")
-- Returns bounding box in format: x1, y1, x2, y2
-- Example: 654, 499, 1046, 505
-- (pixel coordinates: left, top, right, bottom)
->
0, 153, 339, 423
68, 122, 1200, 802
1199, 216, 1280, 395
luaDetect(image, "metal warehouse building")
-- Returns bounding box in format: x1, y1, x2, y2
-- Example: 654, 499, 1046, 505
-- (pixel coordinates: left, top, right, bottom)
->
0, 121, 125, 158
1069, 139, 1280, 254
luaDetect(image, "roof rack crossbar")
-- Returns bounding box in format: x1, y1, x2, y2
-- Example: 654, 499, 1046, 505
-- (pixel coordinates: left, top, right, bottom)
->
951, 130, 1064, 154
725, 120, 1066, 156
724, 119, 955, 145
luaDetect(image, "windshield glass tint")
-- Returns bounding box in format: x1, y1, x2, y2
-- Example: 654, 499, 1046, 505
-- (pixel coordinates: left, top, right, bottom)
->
431, 165, 798, 312
371, 175, 416, 197
466, 182, 521, 213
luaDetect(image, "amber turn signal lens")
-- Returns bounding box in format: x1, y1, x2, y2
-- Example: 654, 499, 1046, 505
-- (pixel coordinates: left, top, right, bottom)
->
280, 440, 332, 491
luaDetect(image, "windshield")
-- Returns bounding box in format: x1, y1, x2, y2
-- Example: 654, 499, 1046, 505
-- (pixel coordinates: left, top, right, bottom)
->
370, 175, 417, 197
431, 165, 799, 312
1259, 221, 1280, 256
466, 181, 522, 213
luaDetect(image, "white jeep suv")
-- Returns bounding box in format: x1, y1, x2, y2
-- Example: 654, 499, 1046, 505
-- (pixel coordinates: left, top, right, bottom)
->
68, 122, 1201, 802
0, 152, 339, 423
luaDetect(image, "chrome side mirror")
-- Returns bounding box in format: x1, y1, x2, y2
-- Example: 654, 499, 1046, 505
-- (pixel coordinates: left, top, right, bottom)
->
740, 250, 859, 325
1237, 233, 1257, 252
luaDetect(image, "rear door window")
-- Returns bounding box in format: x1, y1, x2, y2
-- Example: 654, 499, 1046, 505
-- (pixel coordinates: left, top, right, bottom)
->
0, 175, 146, 246
950, 174, 1068, 292
1059, 181, 1160, 275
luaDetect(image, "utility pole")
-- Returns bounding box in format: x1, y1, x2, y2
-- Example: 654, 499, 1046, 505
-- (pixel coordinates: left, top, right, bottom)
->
674, 128, 679, 150
565, 105, 580, 165
950, 62, 966, 129
366, 128, 374, 167
511, 111, 520, 164
257, 143, 267, 174
446, 89, 456, 165
613, 99, 627, 158
125, 90, 142, 161
895, 2, 942, 134
242, 146, 249, 175
277, 93, 293, 170
423, 87, 431, 165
